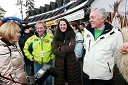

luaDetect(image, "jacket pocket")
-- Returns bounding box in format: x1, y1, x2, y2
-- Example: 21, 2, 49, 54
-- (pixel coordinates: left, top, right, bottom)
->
107, 62, 111, 73
88, 39, 91, 51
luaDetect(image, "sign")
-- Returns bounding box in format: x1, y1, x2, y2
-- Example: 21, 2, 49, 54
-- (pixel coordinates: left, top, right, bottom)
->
63, 9, 84, 22
46, 20, 57, 26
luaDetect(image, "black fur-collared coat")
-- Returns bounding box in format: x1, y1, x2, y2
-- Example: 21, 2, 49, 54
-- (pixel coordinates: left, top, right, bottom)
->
52, 30, 82, 85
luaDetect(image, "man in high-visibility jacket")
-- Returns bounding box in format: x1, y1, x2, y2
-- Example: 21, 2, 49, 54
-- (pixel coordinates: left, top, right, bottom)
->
23, 21, 55, 85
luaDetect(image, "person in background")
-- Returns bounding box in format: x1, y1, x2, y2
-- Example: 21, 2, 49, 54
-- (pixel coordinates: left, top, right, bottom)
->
19, 26, 35, 77
83, 8, 123, 85
70, 21, 83, 84
79, 22, 87, 62
79, 22, 86, 38
70, 22, 83, 62
23, 21, 55, 85
52, 18, 82, 85
46, 26, 53, 35
0, 21, 27, 85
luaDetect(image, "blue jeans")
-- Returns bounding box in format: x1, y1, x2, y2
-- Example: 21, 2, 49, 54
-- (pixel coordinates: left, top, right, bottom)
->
34, 62, 43, 74
34, 61, 53, 85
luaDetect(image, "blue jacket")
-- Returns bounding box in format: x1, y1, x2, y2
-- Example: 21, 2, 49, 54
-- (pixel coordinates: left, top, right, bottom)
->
74, 30, 83, 58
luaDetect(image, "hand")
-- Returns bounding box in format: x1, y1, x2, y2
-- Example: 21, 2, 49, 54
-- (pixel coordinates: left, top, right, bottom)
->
58, 47, 61, 51
120, 45, 128, 54
76, 57, 79, 61
32, 58, 36, 62
24, 29, 30, 33
69, 42, 71, 46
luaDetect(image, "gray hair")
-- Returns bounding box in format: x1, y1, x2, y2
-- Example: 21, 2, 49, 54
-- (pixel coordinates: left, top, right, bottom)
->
91, 8, 107, 20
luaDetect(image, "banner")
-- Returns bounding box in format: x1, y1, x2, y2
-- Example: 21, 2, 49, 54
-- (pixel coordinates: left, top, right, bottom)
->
63, 9, 84, 22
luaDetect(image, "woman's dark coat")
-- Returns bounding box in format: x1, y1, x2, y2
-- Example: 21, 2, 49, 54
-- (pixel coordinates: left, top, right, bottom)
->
52, 30, 82, 85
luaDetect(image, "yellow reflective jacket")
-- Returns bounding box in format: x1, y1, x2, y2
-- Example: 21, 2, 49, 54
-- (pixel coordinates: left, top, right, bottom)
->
23, 32, 55, 64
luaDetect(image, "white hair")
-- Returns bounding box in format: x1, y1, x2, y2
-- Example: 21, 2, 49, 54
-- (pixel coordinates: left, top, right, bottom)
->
91, 8, 107, 20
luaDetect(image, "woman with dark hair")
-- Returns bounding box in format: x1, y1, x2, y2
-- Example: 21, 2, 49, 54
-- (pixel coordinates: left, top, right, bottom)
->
52, 18, 82, 85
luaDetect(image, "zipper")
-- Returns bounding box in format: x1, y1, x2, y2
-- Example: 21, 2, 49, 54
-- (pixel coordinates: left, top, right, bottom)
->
88, 39, 91, 51
107, 62, 111, 73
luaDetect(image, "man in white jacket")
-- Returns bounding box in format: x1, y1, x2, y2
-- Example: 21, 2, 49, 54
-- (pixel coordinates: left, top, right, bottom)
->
82, 8, 123, 85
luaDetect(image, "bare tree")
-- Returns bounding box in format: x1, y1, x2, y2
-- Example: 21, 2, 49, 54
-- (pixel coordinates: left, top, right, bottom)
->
24, 0, 35, 11
16, 0, 35, 19
0, 6, 6, 19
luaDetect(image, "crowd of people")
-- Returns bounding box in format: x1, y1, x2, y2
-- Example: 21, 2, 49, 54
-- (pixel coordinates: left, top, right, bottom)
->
0, 7, 128, 85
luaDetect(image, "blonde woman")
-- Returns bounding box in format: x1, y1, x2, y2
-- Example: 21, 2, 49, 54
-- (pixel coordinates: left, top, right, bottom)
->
0, 21, 27, 85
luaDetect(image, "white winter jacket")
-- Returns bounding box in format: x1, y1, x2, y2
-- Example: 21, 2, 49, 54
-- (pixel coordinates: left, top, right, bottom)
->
83, 22, 123, 80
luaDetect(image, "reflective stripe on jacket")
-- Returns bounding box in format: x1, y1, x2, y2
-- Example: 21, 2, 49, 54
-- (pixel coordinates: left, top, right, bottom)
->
24, 33, 55, 64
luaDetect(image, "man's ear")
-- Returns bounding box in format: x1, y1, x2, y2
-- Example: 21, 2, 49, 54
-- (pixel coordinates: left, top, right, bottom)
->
102, 18, 106, 22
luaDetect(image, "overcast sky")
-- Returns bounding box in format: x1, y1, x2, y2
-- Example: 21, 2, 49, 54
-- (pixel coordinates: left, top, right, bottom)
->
0, 0, 55, 19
